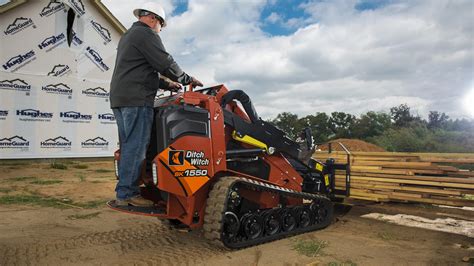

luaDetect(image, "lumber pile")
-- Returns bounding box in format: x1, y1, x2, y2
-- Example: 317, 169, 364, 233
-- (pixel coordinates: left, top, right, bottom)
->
314, 151, 474, 207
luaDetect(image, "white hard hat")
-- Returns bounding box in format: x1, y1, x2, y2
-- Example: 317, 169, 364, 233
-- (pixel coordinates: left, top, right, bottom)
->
133, 3, 166, 27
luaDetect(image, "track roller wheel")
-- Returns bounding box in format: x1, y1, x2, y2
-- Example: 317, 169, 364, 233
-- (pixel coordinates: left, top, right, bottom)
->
262, 209, 281, 236
241, 213, 263, 240
295, 206, 312, 228
222, 211, 240, 240
310, 198, 333, 227
280, 209, 297, 232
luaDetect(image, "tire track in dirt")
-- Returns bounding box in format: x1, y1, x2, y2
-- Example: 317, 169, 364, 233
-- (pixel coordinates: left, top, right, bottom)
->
0, 222, 225, 265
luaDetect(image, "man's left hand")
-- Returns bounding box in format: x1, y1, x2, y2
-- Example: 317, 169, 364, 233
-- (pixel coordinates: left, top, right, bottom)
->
168, 81, 182, 92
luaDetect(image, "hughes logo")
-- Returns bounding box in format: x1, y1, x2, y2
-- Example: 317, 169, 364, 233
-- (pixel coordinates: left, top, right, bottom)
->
42, 83, 72, 96
40, 136, 72, 148
4, 17, 35, 35
85, 47, 109, 71
0, 110, 8, 120
98, 113, 115, 124
38, 33, 66, 51
98, 113, 115, 121
2, 50, 36, 72
81, 137, 108, 148
0, 79, 31, 91
60, 111, 92, 122
72, 30, 83, 46
68, 0, 85, 16
0, 136, 29, 149
91, 20, 111, 43
82, 87, 109, 98
39, 0, 65, 17
17, 109, 53, 118
48, 64, 71, 77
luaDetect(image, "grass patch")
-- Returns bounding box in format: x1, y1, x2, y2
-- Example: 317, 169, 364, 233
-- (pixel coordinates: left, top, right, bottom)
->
293, 238, 328, 257
0, 194, 68, 209
91, 180, 104, 183
462, 194, 474, 201
75, 200, 105, 209
77, 174, 86, 182
377, 232, 394, 241
0, 188, 12, 193
72, 164, 89, 169
328, 260, 357, 266
30, 180, 63, 185
94, 169, 113, 173
67, 212, 101, 220
9, 176, 38, 182
50, 162, 68, 170
0, 194, 104, 209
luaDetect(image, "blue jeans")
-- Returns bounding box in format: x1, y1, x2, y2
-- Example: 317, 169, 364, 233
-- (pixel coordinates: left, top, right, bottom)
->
112, 107, 154, 200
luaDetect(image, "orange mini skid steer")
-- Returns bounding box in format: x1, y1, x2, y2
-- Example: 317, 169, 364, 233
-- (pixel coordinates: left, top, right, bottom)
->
108, 85, 347, 248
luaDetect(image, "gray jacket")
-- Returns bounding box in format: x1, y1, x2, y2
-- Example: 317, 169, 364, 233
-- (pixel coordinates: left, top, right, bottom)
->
110, 21, 193, 108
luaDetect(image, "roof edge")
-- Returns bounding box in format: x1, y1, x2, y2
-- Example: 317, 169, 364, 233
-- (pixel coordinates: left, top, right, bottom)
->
0, 0, 28, 14
90, 0, 126, 35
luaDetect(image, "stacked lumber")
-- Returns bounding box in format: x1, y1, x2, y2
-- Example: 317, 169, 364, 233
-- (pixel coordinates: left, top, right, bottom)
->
314, 151, 474, 207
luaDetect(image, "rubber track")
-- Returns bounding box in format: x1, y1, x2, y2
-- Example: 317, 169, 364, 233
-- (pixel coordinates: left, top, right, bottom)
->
202, 176, 333, 249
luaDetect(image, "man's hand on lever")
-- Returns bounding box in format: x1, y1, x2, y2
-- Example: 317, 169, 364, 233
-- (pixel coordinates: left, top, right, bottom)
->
191, 77, 203, 87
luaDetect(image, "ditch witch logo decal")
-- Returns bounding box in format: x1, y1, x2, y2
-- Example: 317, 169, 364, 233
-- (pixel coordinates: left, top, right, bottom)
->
168, 150, 209, 166
17, 109, 53, 122
48, 64, 71, 77
82, 87, 109, 99
98, 113, 115, 124
39, 0, 66, 17
4, 17, 36, 35
0, 136, 30, 149
0, 110, 8, 121
40, 136, 72, 149
2, 50, 36, 72
0, 79, 31, 92
85, 47, 109, 71
42, 83, 72, 98
91, 20, 111, 44
169, 150, 184, 166
67, 0, 85, 17
38, 33, 66, 52
60, 111, 92, 123
81, 137, 108, 148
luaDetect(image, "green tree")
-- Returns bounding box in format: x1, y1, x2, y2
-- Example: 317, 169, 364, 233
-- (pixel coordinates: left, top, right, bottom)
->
352, 111, 392, 139
390, 104, 415, 127
428, 111, 449, 129
329, 112, 356, 138
271, 112, 303, 139
302, 113, 333, 143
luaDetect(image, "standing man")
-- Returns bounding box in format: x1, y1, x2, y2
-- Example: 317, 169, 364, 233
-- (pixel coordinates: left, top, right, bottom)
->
110, 4, 203, 207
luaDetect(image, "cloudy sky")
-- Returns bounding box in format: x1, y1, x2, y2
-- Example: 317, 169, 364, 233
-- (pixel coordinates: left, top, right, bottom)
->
102, 0, 474, 120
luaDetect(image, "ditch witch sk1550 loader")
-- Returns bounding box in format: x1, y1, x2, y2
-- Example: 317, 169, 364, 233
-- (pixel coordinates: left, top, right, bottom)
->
107, 85, 348, 248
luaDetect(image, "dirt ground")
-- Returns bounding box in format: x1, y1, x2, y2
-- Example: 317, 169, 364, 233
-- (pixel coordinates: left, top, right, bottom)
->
0, 160, 472, 265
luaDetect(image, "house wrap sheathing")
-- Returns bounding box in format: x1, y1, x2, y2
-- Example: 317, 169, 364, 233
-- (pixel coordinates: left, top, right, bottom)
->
0, 0, 126, 158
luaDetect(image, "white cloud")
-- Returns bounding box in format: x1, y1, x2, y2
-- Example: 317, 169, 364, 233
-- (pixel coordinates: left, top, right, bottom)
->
265, 12, 282, 24
104, 0, 474, 120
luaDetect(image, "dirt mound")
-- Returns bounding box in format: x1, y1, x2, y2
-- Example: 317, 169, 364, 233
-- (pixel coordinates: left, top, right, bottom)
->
317, 138, 385, 152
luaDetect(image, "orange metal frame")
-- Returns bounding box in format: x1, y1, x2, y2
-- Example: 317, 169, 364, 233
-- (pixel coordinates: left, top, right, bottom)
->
113, 85, 305, 228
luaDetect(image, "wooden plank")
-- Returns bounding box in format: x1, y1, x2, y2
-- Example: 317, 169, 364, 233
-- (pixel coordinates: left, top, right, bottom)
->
353, 161, 432, 167
350, 176, 474, 189
350, 168, 415, 175
315, 151, 474, 159
350, 183, 463, 196
342, 172, 474, 184
419, 157, 474, 163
